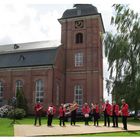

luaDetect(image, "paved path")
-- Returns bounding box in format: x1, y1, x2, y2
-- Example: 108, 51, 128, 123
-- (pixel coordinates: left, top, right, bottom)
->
14, 123, 140, 136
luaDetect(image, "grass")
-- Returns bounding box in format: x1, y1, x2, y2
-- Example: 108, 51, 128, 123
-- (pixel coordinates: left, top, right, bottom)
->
0, 117, 140, 136
78, 131, 140, 136
0, 118, 14, 136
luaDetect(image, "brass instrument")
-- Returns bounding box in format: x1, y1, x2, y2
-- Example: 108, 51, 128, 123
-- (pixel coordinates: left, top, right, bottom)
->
64, 103, 78, 115
36, 106, 42, 112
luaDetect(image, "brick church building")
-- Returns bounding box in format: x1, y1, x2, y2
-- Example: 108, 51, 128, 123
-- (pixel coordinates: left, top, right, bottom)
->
0, 4, 105, 113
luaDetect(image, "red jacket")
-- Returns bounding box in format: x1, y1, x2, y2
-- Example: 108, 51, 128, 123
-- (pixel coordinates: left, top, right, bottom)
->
95, 105, 99, 113
59, 106, 66, 117
92, 105, 99, 114
112, 104, 119, 116
121, 103, 129, 116
105, 103, 112, 116
82, 105, 90, 115
47, 106, 56, 115
34, 103, 43, 115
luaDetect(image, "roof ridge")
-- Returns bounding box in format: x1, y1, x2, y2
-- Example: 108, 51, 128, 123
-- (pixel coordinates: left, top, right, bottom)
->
0, 46, 60, 55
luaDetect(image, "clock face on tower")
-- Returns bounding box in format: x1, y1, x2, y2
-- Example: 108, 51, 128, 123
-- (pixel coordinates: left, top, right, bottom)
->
75, 20, 84, 29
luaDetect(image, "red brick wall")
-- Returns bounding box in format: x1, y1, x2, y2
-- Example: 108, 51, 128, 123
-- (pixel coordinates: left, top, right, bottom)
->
60, 16, 103, 106
53, 46, 65, 107
0, 67, 54, 114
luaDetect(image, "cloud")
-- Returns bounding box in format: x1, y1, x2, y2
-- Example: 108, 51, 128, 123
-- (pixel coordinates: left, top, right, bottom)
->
0, 2, 139, 45
103, 57, 112, 101
0, 4, 64, 45
38, 10, 61, 40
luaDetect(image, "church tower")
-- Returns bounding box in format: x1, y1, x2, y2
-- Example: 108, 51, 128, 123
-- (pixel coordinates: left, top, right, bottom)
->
59, 4, 105, 107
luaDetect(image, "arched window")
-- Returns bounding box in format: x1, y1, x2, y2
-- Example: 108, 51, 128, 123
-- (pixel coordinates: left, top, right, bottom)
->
75, 33, 83, 43
0, 81, 4, 103
74, 85, 83, 108
75, 52, 83, 67
15, 80, 23, 93
56, 84, 60, 105
35, 80, 44, 103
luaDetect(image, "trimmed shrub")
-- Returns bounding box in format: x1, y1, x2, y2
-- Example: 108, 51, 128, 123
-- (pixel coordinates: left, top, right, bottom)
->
7, 108, 26, 119
0, 105, 13, 117
16, 88, 28, 113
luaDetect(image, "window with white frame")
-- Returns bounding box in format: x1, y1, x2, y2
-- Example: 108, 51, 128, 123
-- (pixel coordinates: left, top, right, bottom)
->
0, 81, 4, 102
74, 85, 83, 108
75, 52, 83, 67
35, 80, 44, 103
15, 80, 23, 93
56, 84, 60, 105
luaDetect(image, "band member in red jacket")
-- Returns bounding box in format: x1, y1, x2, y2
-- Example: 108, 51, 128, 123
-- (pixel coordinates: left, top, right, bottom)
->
102, 101, 106, 126
104, 100, 112, 127
70, 101, 78, 126
82, 103, 90, 125
34, 101, 43, 126
91, 102, 100, 126
46, 103, 56, 126
59, 103, 66, 126
112, 101, 119, 127
121, 99, 129, 130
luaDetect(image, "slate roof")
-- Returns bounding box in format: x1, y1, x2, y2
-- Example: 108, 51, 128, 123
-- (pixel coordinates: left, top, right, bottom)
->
59, 4, 105, 33
0, 41, 60, 68
60, 4, 98, 19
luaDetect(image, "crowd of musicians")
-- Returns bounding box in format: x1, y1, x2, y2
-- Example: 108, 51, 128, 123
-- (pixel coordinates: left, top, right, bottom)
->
34, 99, 129, 130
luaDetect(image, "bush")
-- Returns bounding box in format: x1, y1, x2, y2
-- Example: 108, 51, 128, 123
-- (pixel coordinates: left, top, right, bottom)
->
0, 105, 13, 117
7, 108, 26, 119
16, 88, 28, 113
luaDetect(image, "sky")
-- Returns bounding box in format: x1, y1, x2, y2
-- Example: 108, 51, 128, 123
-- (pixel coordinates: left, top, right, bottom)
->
0, 0, 140, 102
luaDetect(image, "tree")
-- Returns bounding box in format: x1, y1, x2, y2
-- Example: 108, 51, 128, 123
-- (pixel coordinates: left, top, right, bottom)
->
104, 4, 140, 118
16, 88, 28, 113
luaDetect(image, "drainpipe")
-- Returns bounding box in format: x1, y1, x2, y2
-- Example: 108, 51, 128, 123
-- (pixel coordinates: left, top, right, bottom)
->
52, 65, 54, 104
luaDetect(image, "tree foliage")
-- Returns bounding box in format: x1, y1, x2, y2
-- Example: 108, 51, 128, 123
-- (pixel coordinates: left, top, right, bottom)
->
104, 4, 140, 117
16, 88, 28, 113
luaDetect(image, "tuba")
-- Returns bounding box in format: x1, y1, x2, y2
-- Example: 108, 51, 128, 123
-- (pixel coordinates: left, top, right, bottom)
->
64, 103, 78, 115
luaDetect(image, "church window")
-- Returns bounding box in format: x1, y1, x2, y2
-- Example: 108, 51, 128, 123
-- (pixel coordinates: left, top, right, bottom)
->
75, 33, 83, 43
35, 80, 44, 103
75, 52, 83, 67
15, 80, 23, 94
74, 85, 83, 108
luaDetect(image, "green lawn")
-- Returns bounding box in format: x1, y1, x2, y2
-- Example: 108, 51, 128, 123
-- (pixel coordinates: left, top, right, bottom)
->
0, 117, 61, 136
0, 117, 140, 136
78, 131, 140, 136
0, 118, 14, 136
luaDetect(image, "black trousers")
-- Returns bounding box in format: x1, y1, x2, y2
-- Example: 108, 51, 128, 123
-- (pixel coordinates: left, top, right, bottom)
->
104, 113, 110, 127
59, 116, 65, 126
112, 115, 118, 127
84, 117, 89, 125
122, 116, 127, 130
71, 111, 76, 125
47, 114, 53, 126
93, 113, 99, 126
34, 114, 41, 125
94, 117, 99, 126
